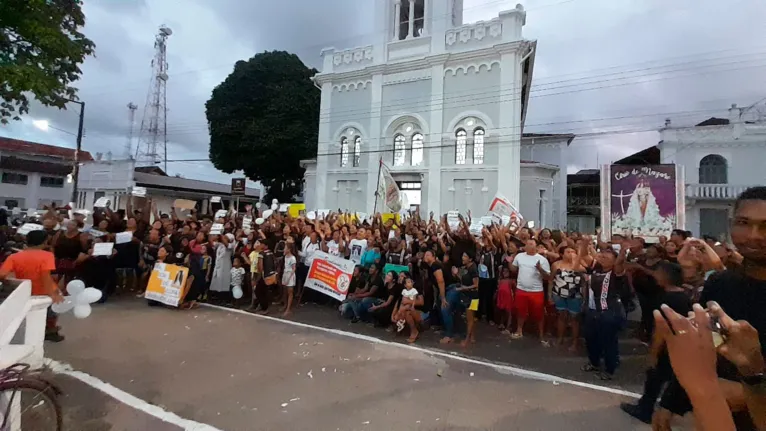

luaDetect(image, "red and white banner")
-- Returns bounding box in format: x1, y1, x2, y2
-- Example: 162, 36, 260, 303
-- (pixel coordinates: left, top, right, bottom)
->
304, 251, 355, 301
488, 192, 523, 226
377, 160, 402, 212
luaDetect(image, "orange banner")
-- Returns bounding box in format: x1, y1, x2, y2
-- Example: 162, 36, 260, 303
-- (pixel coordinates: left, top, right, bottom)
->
305, 251, 354, 301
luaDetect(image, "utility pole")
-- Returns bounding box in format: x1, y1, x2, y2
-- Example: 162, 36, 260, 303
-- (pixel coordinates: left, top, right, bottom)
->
71, 100, 85, 204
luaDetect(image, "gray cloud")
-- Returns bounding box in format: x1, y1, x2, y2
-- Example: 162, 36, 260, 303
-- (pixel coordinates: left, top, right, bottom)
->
2, 0, 765, 184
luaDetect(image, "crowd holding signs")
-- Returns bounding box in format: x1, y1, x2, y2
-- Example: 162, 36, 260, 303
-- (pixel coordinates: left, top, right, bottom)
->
3, 182, 766, 431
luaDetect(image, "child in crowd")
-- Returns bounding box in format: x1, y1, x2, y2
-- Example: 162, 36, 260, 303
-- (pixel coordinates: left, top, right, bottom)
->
496, 266, 515, 334
230, 256, 246, 301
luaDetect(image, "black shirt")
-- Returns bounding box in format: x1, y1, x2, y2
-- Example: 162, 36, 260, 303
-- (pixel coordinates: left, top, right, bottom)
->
460, 264, 479, 287
588, 270, 629, 312
367, 274, 386, 299
660, 269, 766, 427
428, 261, 444, 287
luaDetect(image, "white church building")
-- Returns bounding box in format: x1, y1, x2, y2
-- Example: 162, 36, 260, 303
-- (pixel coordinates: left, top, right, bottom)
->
302, 0, 574, 228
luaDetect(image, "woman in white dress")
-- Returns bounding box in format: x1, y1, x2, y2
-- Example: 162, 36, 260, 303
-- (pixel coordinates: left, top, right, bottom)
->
209, 233, 235, 295
282, 243, 297, 317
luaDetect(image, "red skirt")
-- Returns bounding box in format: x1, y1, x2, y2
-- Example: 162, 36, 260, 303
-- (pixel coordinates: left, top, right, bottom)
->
496, 280, 515, 311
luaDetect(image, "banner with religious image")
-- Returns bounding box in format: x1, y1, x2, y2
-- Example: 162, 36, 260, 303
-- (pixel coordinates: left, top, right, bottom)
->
600, 164, 685, 243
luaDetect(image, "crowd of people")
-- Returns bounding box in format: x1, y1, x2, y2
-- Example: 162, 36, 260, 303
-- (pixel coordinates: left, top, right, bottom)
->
1, 186, 766, 430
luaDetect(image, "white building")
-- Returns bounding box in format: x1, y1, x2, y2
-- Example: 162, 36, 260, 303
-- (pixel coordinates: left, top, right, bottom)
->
0, 137, 93, 210
659, 103, 766, 239
77, 158, 261, 215
302, 1, 571, 227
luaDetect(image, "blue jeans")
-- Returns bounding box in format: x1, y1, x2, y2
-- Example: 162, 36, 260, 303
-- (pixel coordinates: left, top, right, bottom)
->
584, 309, 625, 375
351, 297, 383, 321
340, 302, 356, 319
439, 285, 464, 338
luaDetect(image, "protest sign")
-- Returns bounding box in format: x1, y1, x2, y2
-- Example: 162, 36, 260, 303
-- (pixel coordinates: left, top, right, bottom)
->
210, 223, 224, 235
115, 231, 133, 244
469, 220, 483, 237
211, 196, 221, 203
487, 192, 523, 227
173, 199, 196, 211
131, 186, 146, 197
17, 223, 43, 236
94, 197, 110, 208
447, 210, 460, 230
93, 242, 114, 256
214, 209, 228, 219
304, 251, 354, 301
144, 263, 190, 307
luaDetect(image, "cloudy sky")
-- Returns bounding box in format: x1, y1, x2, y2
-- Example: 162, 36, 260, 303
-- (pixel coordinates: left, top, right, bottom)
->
2, 0, 765, 182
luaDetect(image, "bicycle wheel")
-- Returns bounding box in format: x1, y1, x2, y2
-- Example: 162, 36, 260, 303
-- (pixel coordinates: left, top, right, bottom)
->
0, 377, 63, 431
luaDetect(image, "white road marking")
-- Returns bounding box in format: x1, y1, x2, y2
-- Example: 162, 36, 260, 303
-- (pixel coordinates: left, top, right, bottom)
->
202, 303, 641, 399
46, 359, 224, 431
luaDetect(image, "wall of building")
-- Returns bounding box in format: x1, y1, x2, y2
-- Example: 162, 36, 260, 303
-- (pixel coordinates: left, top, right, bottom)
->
519, 165, 557, 228
438, 169, 497, 214
521, 140, 569, 228
0, 169, 71, 209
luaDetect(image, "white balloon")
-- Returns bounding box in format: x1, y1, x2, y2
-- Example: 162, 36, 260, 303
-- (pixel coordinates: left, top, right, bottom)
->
51, 298, 74, 314
73, 304, 92, 319
271, 203, 278, 210
255, 217, 265, 225
271, 198, 278, 205
232, 286, 243, 299
76, 287, 102, 304
263, 210, 273, 219
66, 279, 85, 296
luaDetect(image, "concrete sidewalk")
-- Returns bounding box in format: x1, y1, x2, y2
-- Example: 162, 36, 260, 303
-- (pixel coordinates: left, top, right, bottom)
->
43, 298, 656, 430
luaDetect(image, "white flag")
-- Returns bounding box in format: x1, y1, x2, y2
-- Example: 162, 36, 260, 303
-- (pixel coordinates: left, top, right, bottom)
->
377, 160, 401, 212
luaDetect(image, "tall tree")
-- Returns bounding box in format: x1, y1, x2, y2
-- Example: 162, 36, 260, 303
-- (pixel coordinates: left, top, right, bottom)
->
0, 0, 95, 124
206, 51, 320, 202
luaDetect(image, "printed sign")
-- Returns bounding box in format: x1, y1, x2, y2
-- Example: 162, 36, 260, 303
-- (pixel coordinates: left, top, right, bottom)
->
17, 223, 44, 236
488, 192, 523, 226
231, 178, 246, 196
94, 197, 110, 208
214, 209, 228, 219
210, 223, 224, 235
447, 210, 460, 230
144, 263, 190, 307
93, 242, 114, 256
211, 196, 221, 203
602, 164, 684, 243
131, 186, 147, 197
304, 251, 354, 301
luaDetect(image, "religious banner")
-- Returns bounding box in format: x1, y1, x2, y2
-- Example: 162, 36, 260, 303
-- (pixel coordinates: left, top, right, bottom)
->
487, 192, 523, 226
144, 263, 190, 307
601, 164, 685, 243
377, 160, 402, 212
304, 251, 354, 301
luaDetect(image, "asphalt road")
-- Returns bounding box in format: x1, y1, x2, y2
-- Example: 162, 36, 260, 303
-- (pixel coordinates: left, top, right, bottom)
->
42, 298, 659, 431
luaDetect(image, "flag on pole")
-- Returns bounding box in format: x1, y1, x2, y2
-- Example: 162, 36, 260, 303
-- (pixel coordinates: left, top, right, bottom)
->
377, 160, 402, 212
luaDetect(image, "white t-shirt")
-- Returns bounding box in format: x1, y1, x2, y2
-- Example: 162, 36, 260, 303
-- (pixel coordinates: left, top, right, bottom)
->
349, 238, 367, 264
326, 240, 341, 257
512, 252, 550, 293
230, 267, 245, 288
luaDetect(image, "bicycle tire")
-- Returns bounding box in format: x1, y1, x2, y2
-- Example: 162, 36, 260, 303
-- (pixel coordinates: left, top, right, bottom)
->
0, 376, 63, 431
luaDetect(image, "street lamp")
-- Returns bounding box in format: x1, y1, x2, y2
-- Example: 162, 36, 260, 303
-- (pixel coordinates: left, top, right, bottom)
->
32, 101, 85, 204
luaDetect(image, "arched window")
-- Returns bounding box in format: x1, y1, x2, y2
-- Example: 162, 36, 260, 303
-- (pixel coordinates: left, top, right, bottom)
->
340, 137, 349, 167
411, 133, 424, 166
699, 154, 727, 184
473, 128, 485, 165
353, 136, 362, 167
393, 135, 406, 166
455, 129, 467, 164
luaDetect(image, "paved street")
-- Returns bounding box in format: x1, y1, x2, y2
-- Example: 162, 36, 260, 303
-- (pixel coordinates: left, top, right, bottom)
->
41, 298, 663, 431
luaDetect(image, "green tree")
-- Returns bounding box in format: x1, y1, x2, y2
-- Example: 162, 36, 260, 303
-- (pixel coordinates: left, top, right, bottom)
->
0, 0, 95, 124
206, 51, 320, 202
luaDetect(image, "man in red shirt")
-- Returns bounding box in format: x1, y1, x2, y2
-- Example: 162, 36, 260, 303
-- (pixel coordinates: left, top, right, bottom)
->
0, 230, 65, 342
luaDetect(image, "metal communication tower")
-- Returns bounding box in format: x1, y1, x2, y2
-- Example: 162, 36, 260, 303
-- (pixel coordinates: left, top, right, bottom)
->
126, 102, 137, 158
135, 25, 172, 170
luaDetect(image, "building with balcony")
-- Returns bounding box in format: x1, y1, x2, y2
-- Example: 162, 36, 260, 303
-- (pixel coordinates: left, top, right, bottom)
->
0, 137, 93, 210
304, 1, 563, 221
659, 104, 766, 239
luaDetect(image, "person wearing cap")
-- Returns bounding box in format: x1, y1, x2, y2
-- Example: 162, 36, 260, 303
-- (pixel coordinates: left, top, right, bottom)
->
0, 230, 66, 342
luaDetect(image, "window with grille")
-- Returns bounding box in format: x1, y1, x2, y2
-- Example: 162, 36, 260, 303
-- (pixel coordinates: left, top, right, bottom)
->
394, 135, 406, 166
340, 137, 349, 167
353, 136, 361, 167
2, 172, 28, 185
40, 176, 65, 188
473, 128, 485, 164
411, 133, 424, 166
699, 154, 727, 184
455, 129, 467, 164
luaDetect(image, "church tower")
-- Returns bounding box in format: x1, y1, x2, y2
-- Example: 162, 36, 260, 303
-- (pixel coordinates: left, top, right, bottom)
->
375, 0, 464, 47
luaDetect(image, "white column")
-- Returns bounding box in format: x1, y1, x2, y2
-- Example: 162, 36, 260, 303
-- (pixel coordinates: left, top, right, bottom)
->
407, 0, 415, 39
496, 52, 522, 208
426, 64, 444, 215
314, 82, 333, 209
393, 0, 401, 40
366, 74, 384, 213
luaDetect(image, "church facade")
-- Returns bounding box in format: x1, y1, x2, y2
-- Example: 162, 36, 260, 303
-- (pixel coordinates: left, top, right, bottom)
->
302, 1, 571, 227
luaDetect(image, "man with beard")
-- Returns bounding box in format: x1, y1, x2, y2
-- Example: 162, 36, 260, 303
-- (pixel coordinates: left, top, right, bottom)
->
654, 187, 766, 430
